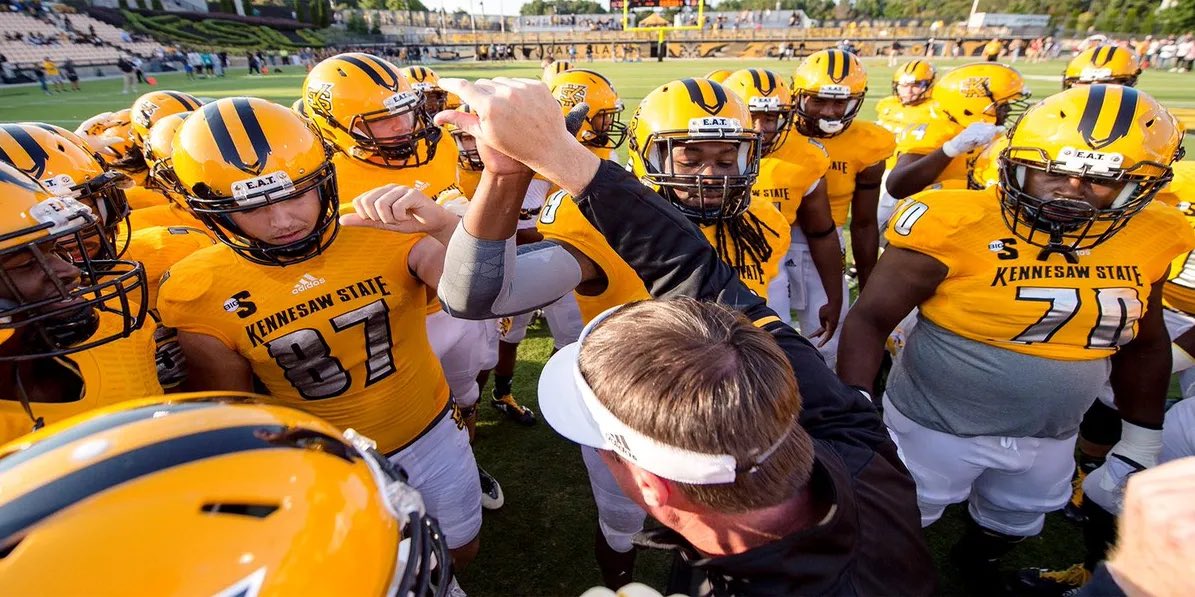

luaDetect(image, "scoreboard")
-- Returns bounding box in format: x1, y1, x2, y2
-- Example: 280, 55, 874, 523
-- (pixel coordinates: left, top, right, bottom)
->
611, 0, 689, 9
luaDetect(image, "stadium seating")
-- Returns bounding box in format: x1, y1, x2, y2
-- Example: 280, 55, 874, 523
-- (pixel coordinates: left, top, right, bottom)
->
0, 10, 163, 69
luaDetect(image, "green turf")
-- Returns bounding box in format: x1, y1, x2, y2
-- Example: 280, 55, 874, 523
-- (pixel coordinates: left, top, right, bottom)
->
1, 57, 1189, 596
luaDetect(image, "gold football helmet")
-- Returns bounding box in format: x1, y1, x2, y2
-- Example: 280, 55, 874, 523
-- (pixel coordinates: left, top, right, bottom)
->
722, 68, 794, 155
791, 49, 869, 138
291, 97, 309, 121
0, 393, 452, 596
173, 97, 339, 266
142, 112, 191, 199
445, 104, 483, 171
999, 85, 1182, 253
967, 134, 1007, 190
399, 65, 449, 114
932, 62, 1031, 127
0, 162, 146, 361
628, 78, 761, 222
22, 122, 105, 165
704, 69, 733, 84
304, 53, 441, 169
542, 59, 573, 84
0, 123, 131, 259
129, 90, 203, 148
1063, 44, 1141, 89
892, 59, 936, 106
549, 68, 628, 150
82, 108, 145, 174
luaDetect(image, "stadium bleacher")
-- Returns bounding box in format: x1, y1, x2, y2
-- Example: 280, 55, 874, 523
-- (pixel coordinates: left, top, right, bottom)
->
0, 9, 163, 70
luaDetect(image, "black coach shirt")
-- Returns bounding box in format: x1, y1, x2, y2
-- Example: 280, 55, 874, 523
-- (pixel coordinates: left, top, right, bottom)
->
570, 159, 936, 596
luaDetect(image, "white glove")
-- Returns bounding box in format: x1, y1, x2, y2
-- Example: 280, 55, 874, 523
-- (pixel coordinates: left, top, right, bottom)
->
1083, 421, 1163, 514
942, 122, 1004, 158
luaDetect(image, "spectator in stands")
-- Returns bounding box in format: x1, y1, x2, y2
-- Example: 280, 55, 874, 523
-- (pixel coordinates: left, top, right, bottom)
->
64, 58, 78, 91
33, 62, 48, 96
41, 56, 63, 93
117, 54, 136, 94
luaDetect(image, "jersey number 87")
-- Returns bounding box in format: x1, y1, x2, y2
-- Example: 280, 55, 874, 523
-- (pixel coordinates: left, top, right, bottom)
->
266, 300, 396, 400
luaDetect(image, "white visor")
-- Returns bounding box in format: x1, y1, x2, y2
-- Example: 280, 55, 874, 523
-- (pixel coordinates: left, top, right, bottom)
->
539, 305, 787, 485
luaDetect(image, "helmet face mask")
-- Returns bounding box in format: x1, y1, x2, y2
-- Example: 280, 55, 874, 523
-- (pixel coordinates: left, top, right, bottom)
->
641, 134, 761, 224
795, 91, 863, 137
188, 164, 341, 267
999, 146, 1173, 253
58, 170, 133, 261
582, 107, 628, 150
895, 79, 932, 106
449, 129, 483, 171
328, 92, 442, 169
0, 194, 146, 361
995, 84, 1181, 255
629, 78, 762, 223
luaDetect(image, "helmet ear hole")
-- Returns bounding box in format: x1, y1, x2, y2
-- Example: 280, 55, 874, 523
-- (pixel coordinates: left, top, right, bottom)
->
1144, 119, 1155, 128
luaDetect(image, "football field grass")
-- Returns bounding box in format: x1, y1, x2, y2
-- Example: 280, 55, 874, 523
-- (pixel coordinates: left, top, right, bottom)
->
1, 57, 1192, 595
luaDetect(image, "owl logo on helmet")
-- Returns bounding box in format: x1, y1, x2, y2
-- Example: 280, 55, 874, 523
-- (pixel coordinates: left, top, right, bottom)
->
307, 82, 334, 115
556, 83, 588, 108
960, 77, 991, 98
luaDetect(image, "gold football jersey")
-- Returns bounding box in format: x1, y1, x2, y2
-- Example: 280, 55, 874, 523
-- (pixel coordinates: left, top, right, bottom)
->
894, 111, 974, 187
886, 187, 1194, 360
158, 226, 450, 453
0, 311, 162, 444
124, 184, 171, 210
332, 132, 465, 209
539, 192, 789, 323
875, 96, 938, 135
126, 203, 207, 231
1160, 162, 1195, 314
125, 226, 216, 312
753, 134, 831, 226
819, 121, 895, 226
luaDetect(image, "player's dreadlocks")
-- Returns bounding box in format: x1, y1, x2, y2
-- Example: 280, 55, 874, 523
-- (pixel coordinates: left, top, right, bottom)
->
712, 210, 776, 281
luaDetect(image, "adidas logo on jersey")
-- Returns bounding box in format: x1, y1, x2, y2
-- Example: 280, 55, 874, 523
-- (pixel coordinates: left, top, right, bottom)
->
292, 273, 327, 295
